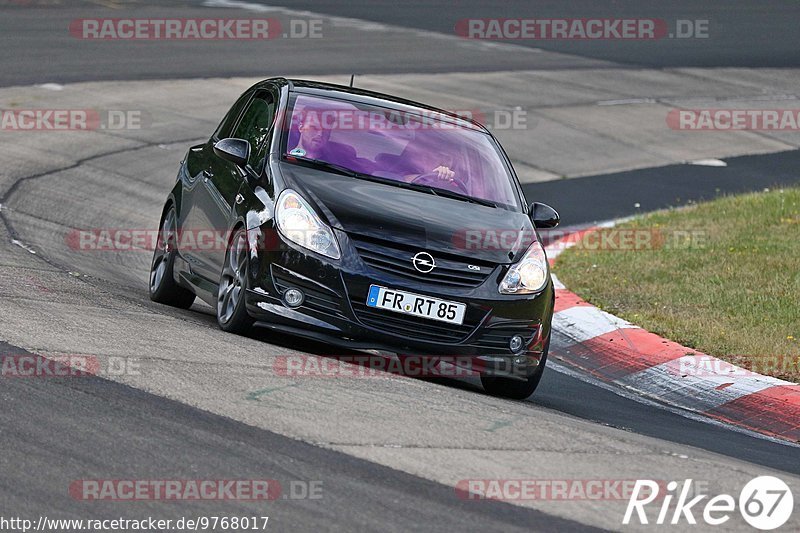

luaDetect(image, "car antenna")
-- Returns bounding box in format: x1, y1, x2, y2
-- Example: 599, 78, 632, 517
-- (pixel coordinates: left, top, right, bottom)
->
349, 74, 355, 88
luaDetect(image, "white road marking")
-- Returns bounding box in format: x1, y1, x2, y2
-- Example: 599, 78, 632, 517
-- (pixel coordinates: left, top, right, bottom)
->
597, 98, 656, 106
546, 359, 800, 448
11, 239, 37, 254
618, 364, 784, 412
552, 305, 637, 344
202, 0, 279, 12
36, 83, 64, 91
688, 158, 727, 167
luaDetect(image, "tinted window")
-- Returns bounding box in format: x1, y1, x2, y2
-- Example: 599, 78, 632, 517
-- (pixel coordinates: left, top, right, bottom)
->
283, 94, 521, 210
213, 90, 253, 141
233, 93, 277, 173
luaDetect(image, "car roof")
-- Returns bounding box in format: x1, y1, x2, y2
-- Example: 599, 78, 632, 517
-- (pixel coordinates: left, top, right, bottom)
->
260, 77, 489, 133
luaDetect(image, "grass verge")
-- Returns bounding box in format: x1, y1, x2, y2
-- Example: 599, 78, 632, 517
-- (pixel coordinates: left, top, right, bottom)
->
554, 187, 800, 382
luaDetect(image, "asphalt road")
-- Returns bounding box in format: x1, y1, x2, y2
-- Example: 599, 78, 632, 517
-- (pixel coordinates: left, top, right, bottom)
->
522, 149, 800, 226
265, 0, 800, 68
4, 0, 799, 88
1, 1, 799, 531
0, 0, 607, 88
0, 340, 591, 532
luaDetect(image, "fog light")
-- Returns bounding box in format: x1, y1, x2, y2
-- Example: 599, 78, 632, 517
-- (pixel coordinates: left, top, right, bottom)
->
284, 288, 304, 308
509, 335, 525, 354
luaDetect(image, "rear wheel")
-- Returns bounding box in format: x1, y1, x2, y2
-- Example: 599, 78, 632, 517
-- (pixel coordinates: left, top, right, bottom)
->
217, 228, 254, 334
149, 206, 195, 309
481, 336, 549, 400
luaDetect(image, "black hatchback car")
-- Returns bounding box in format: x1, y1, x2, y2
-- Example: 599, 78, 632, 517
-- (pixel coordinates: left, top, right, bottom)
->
150, 78, 559, 399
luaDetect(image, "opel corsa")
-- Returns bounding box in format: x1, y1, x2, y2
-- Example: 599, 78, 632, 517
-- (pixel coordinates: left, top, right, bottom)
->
149, 78, 559, 399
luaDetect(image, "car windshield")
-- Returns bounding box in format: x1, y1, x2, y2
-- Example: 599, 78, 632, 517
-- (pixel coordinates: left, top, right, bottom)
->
282, 94, 521, 209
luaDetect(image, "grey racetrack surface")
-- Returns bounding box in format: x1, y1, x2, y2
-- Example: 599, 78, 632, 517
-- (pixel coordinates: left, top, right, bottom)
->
1, 1, 799, 531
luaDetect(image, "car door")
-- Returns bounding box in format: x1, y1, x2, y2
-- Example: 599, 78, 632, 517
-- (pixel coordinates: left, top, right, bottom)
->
181, 90, 254, 275
193, 89, 278, 281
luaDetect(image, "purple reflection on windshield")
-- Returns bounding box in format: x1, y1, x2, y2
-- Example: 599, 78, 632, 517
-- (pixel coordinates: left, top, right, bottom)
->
284, 94, 519, 208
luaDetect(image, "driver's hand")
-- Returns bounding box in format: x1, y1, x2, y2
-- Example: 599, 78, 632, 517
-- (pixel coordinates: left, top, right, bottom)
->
432, 165, 455, 181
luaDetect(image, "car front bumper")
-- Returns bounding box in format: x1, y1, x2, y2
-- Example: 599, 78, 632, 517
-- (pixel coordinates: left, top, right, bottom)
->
245, 231, 555, 380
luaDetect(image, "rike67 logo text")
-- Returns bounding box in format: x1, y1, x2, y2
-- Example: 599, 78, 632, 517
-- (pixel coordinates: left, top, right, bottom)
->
624, 477, 793, 530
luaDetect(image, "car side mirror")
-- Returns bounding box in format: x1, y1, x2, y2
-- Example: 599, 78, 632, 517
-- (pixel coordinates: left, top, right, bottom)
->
213, 138, 250, 168
529, 202, 560, 229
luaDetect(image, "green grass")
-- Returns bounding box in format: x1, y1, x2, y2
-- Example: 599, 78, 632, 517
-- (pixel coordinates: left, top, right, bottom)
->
555, 187, 800, 382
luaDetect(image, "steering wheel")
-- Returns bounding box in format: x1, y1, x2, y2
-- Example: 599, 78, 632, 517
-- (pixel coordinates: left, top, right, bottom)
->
411, 171, 469, 195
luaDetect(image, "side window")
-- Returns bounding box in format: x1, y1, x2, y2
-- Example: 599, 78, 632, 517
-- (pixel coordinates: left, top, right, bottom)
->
213, 90, 253, 141
232, 92, 277, 173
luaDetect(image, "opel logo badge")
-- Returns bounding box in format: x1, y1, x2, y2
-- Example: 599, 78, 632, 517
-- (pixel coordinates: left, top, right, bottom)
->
412, 252, 436, 273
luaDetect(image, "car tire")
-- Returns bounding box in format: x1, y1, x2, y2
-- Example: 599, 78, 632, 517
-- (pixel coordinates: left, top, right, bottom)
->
149, 205, 196, 309
480, 336, 549, 400
217, 227, 255, 334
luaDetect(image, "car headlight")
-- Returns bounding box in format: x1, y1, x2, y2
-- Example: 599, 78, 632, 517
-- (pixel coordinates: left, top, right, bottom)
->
276, 189, 341, 259
499, 240, 549, 294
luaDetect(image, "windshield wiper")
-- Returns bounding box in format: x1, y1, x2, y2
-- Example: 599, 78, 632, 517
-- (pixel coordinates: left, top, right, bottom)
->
341, 172, 498, 208
349, 173, 442, 195
423, 186, 497, 208
286, 155, 363, 178
286, 155, 497, 208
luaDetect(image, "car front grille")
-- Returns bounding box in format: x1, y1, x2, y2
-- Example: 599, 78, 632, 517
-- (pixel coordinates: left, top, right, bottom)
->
350, 300, 479, 344
349, 235, 494, 287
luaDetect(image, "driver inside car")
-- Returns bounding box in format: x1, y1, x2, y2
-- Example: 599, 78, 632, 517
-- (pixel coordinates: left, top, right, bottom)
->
401, 139, 462, 187
290, 107, 465, 190
289, 106, 374, 173
290, 106, 335, 159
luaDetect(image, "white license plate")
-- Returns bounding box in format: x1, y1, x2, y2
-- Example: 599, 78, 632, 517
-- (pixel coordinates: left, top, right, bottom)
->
366, 285, 466, 325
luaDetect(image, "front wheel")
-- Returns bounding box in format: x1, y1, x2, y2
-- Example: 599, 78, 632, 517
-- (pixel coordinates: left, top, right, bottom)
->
481, 336, 549, 400
149, 206, 196, 309
217, 228, 254, 334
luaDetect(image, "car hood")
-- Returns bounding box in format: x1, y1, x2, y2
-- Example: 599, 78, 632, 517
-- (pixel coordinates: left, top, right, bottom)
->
278, 163, 533, 264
